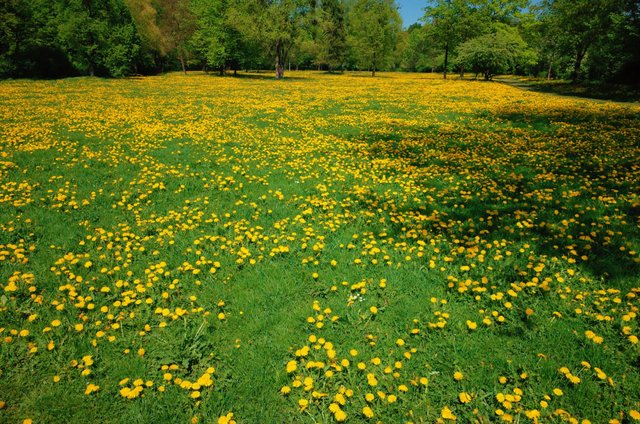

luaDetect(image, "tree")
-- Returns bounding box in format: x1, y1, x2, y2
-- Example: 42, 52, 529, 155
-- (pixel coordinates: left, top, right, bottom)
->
124, 0, 167, 53
55, 0, 107, 77
191, 0, 244, 74
125, 0, 196, 74
604, 0, 640, 83
234, 0, 312, 79
0, 0, 23, 76
348, 0, 402, 76
542, 0, 618, 82
578, 0, 640, 83
101, 19, 145, 77
0, 0, 69, 78
316, 0, 348, 71
456, 25, 535, 80
237, 0, 313, 79
55, 0, 143, 77
477, 0, 529, 24
158, 0, 196, 73
401, 23, 434, 72
423, 0, 484, 79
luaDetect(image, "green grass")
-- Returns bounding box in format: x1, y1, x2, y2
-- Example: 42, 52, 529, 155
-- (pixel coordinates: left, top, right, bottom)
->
0, 71, 639, 423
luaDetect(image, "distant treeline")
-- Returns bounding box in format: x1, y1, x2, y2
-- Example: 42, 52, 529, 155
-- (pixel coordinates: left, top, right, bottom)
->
1, 0, 638, 82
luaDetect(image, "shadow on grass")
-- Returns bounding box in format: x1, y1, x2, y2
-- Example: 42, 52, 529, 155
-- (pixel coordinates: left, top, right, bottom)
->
205, 72, 308, 81
495, 76, 640, 103
335, 105, 640, 287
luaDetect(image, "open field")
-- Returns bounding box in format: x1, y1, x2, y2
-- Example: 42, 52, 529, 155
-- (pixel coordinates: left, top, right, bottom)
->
1, 72, 639, 423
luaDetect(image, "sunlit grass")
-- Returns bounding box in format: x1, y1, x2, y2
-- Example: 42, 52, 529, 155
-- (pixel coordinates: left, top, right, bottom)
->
1, 71, 639, 423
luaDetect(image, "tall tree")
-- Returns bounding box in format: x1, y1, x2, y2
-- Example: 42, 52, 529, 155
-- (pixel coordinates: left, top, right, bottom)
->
191, 0, 242, 74
477, 0, 529, 24
124, 0, 167, 53
401, 23, 433, 72
456, 24, 536, 80
316, 0, 348, 71
348, 0, 402, 76
542, 0, 618, 82
235, 0, 312, 79
423, 0, 484, 79
608, 0, 640, 83
0, 0, 67, 78
158, 0, 196, 73
55, 0, 110, 76
125, 0, 195, 74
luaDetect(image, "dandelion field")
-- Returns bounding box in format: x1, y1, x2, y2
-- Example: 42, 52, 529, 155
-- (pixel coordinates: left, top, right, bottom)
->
1, 72, 639, 423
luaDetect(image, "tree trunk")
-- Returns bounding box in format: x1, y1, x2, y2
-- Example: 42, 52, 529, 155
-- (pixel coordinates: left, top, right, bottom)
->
275, 40, 285, 79
443, 43, 449, 80
547, 61, 553, 80
372, 52, 376, 77
276, 62, 285, 79
179, 54, 187, 75
572, 48, 586, 83
459, 66, 464, 79
219, 65, 224, 76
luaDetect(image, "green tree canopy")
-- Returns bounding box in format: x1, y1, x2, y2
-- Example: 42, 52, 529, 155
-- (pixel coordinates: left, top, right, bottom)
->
422, 0, 485, 78
316, 0, 348, 71
348, 0, 401, 76
456, 24, 535, 80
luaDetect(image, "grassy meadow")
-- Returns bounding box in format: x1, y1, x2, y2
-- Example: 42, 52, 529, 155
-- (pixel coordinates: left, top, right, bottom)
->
1, 71, 639, 423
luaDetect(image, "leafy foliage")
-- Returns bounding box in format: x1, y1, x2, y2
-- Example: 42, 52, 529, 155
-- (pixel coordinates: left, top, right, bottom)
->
456, 25, 536, 79
348, 0, 402, 76
1, 0, 639, 83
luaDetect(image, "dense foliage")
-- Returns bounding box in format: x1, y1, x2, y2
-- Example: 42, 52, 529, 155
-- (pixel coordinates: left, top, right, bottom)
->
0, 0, 638, 81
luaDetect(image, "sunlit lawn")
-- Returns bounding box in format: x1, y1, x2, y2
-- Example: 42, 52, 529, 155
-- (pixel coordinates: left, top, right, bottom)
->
1, 71, 639, 423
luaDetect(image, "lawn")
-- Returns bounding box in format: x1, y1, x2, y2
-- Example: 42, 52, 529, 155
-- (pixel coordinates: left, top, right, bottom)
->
1, 71, 639, 423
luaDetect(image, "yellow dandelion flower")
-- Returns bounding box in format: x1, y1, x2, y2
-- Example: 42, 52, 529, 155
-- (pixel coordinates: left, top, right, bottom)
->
441, 406, 457, 420
362, 406, 374, 418
334, 409, 347, 422
217, 413, 236, 424
459, 392, 472, 403
84, 383, 100, 395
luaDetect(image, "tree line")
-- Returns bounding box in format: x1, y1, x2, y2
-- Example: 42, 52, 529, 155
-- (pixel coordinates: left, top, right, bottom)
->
1, 0, 638, 83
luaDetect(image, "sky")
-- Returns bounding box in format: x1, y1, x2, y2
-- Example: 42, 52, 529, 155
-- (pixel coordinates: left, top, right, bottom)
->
397, 1, 424, 28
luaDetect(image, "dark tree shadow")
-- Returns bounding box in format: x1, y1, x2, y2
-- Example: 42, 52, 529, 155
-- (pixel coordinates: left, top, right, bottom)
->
208, 72, 308, 81
495, 77, 640, 103
332, 105, 640, 287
